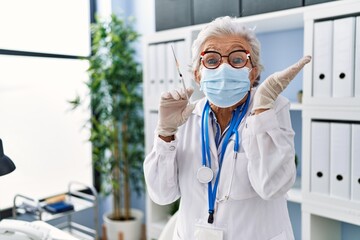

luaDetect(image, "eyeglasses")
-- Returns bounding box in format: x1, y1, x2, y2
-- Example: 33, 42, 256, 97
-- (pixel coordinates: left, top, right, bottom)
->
200, 50, 253, 69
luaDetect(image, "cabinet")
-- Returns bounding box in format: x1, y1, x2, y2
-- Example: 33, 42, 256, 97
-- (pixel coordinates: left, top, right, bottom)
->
143, 0, 360, 239
155, 0, 192, 31
143, 30, 195, 240
193, 0, 241, 25
12, 181, 99, 240
302, 1, 360, 239
155, 0, 336, 31
241, 0, 302, 17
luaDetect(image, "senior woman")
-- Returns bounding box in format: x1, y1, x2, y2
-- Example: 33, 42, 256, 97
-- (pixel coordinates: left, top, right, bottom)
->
144, 16, 311, 240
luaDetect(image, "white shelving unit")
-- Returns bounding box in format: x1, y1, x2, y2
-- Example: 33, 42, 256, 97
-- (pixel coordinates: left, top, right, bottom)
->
288, 177, 303, 204
143, 1, 360, 239
301, 1, 360, 239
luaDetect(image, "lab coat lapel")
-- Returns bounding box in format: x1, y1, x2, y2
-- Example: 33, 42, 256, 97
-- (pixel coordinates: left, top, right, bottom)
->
206, 116, 220, 172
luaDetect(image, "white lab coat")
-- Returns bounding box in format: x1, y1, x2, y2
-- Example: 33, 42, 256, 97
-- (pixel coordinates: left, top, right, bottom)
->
144, 89, 296, 240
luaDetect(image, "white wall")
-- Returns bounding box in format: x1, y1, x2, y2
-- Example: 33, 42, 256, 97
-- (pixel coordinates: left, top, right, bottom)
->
0, 0, 93, 209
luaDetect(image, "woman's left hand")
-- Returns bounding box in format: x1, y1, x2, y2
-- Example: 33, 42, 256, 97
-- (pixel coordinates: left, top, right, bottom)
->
252, 55, 311, 112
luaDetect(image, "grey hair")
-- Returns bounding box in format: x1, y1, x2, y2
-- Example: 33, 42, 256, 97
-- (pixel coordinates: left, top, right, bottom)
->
191, 16, 264, 76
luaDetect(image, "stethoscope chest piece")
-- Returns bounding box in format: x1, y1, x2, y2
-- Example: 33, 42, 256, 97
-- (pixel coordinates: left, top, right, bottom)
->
197, 166, 214, 183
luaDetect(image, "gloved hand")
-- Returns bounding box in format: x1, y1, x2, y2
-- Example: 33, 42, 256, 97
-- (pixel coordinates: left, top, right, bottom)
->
252, 55, 311, 111
156, 88, 195, 137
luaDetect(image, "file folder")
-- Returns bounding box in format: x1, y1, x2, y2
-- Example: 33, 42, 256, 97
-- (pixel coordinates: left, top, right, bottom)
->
166, 42, 178, 91
313, 20, 333, 97
351, 124, 360, 201
355, 17, 360, 98
330, 123, 351, 199
148, 44, 158, 109
44, 201, 74, 214
156, 43, 167, 97
311, 122, 330, 195
332, 17, 355, 98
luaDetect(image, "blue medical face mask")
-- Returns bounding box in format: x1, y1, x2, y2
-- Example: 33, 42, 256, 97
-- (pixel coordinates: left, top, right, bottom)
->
200, 64, 251, 108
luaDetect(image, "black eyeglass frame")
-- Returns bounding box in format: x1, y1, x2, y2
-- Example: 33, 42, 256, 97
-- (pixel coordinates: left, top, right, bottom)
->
200, 49, 254, 69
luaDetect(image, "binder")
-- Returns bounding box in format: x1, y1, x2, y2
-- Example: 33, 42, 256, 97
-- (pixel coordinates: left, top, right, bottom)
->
311, 122, 330, 195
351, 124, 360, 201
312, 20, 333, 97
355, 17, 360, 98
156, 43, 167, 97
44, 201, 74, 213
330, 123, 351, 199
148, 44, 158, 109
165, 42, 178, 91
332, 17, 356, 98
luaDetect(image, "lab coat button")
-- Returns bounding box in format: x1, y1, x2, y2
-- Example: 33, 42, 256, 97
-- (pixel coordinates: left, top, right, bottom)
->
169, 146, 175, 151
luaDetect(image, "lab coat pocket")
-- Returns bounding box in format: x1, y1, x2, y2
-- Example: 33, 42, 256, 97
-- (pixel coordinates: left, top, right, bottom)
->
268, 231, 286, 240
194, 221, 225, 240
225, 152, 258, 200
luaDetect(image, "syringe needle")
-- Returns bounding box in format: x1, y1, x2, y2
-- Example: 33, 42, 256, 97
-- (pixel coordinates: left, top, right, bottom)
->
171, 45, 189, 100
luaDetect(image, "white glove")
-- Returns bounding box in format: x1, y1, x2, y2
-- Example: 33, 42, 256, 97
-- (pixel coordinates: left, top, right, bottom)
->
253, 55, 312, 111
156, 88, 195, 137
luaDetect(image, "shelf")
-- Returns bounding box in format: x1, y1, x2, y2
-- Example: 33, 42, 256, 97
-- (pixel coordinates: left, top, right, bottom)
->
155, 6, 304, 36
59, 223, 96, 240
62, 228, 94, 240
303, 97, 360, 110
288, 177, 302, 203
13, 193, 95, 221
12, 181, 98, 240
146, 5, 305, 46
40, 196, 95, 221
302, 196, 360, 226
148, 0, 360, 43
290, 102, 303, 111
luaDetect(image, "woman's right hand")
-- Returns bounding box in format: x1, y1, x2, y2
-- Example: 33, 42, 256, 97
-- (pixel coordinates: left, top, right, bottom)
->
156, 88, 195, 139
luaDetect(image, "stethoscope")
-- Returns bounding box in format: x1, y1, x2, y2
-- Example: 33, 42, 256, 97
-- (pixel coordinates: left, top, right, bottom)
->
198, 92, 250, 224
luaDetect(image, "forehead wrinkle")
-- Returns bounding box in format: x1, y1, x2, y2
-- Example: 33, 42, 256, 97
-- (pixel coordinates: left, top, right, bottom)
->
203, 39, 247, 54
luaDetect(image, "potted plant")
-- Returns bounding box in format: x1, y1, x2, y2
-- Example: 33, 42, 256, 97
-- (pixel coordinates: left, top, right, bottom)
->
71, 14, 144, 240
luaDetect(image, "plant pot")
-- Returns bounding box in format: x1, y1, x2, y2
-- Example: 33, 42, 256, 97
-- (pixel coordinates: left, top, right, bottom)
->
103, 208, 143, 240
